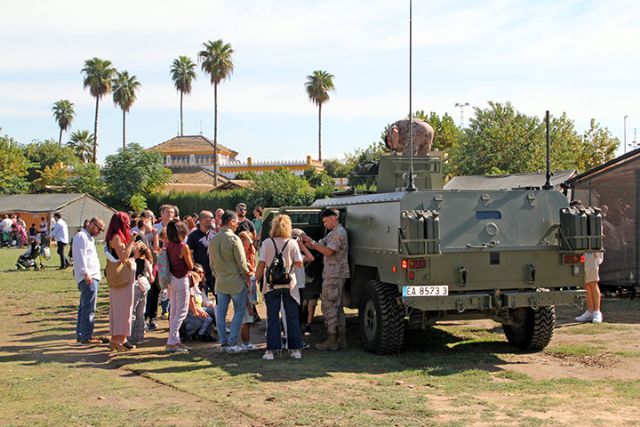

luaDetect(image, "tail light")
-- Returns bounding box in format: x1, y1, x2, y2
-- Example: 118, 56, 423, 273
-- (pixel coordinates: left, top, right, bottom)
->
562, 254, 585, 265
409, 259, 427, 269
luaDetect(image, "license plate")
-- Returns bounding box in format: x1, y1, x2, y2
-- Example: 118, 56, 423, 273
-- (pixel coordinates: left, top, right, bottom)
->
402, 285, 449, 297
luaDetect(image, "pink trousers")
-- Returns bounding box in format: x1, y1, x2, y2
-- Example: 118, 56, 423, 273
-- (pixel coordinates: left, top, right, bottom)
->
167, 274, 189, 345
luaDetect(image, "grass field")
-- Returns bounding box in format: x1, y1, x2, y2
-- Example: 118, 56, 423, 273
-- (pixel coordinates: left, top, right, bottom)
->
0, 247, 639, 426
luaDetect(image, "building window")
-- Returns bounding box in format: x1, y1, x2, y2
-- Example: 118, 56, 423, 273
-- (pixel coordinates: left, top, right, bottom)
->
195, 155, 213, 165
173, 155, 189, 165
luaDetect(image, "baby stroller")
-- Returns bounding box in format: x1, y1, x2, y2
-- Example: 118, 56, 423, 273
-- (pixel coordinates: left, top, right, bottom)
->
16, 239, 45, 271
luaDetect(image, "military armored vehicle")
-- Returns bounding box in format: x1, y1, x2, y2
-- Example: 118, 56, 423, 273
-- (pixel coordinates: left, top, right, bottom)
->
262, 154, 602, 354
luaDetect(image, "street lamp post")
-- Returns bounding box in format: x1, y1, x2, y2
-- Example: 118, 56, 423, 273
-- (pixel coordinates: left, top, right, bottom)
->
624, 115, 628, 154
455, 102, 470, 128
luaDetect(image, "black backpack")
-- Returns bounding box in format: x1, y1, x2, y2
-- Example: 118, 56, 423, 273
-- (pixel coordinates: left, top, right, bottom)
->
266, 238, 292, 289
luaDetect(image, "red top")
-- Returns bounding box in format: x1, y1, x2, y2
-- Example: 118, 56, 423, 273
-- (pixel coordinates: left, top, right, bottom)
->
166, 241, 189, 278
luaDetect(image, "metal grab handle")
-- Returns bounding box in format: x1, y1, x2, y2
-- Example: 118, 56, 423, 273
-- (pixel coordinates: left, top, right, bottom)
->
466, 240, 500, 249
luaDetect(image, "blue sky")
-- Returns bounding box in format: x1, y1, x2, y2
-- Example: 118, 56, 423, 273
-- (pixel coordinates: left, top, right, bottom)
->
1, 0, 639, 163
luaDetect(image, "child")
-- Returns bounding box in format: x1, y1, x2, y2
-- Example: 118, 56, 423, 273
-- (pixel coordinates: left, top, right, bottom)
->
160, 289, 170, 319
29, 224, 37, 237
239, 231, 258, 350
130, 241, 154, 345
183, 265, 216, 341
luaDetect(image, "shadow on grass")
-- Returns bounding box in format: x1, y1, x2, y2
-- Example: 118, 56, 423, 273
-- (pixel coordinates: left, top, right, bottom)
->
1, 310, 518, 384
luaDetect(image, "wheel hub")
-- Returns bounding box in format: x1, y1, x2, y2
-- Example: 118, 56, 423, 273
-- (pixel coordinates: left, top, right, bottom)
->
364, 300, 378, 341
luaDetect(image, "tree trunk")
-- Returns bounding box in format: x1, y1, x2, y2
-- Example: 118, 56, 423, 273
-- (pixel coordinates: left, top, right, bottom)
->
318, 103, 322, 162
180, 91, 184, 137
122, 109, 126, 149
213, 83, 218, 187
58, 127, 63, 146
93, 96, 100, 163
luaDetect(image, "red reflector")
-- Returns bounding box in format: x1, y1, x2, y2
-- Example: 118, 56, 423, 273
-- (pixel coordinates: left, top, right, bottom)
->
408, 271, 415, 280
392, 265, 397, 273
401, 259, 408, 269
563, 254, 583, 264
411, 259, 427, 269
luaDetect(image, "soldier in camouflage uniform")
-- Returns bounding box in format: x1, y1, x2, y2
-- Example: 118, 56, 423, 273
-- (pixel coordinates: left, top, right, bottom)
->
303, 208, 349, 351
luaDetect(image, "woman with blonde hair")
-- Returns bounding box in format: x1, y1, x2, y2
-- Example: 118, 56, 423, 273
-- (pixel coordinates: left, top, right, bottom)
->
255, 214, 304, 360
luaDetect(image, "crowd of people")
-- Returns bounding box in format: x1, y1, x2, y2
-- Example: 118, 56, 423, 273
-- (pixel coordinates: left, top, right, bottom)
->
71, 202, 350, 360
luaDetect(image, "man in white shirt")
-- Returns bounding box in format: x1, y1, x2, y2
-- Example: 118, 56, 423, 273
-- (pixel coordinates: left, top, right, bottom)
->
73, 217, 105, 344
51, 212, 70, 269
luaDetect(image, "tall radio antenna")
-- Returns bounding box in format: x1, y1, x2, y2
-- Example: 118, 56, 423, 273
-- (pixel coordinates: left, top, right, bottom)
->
406, 0, 416, 192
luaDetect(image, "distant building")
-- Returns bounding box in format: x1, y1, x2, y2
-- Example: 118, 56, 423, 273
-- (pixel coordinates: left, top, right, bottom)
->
149, 135, 323, 192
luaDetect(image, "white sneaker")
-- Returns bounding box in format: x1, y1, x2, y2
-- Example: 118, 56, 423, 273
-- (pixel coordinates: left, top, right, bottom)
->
242, 342, 257, 351
575, 311, 593, 322
290, 349, 302, 359
226, 345, 247, 354
592, 311, 603, 323
262, 350, 274, 360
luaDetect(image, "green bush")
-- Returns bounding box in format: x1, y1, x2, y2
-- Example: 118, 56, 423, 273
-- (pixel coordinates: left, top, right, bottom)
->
146, 189, 252, 217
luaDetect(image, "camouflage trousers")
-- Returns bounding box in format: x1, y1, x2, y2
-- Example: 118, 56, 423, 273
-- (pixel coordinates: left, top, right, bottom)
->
320, 278, 346, 330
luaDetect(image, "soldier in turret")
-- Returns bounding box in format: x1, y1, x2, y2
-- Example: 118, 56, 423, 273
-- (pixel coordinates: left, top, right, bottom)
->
303, 208, 350, 351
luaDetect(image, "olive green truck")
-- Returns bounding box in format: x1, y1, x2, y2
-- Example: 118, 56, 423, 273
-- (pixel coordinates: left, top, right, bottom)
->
262, 155, 601, 354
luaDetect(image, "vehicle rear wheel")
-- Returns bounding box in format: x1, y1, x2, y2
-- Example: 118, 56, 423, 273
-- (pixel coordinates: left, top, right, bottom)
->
503, 305, 555, 351
359, 280, 405, 354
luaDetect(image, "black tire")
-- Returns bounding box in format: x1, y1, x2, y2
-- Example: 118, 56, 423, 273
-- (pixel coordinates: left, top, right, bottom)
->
503, 305, 555, 351
359, 280, 405, 354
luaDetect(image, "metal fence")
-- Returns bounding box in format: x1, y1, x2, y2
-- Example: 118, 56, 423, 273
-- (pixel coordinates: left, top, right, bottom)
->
570, 155, 639, 292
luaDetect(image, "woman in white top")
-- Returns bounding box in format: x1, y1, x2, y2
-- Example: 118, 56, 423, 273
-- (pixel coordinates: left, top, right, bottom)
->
255, 214, 303, 360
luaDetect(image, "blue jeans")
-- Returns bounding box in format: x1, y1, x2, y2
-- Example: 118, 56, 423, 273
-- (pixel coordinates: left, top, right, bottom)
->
76, 278, 99, 341
216, 287, 247, 346
265, 288, 303, 351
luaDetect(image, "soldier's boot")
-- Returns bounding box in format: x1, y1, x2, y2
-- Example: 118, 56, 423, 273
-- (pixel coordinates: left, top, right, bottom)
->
337, 324, 347, 350
315, 325, 339, 351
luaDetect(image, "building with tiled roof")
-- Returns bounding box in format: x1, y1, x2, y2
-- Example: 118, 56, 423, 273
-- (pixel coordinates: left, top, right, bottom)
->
149, 135, 324, 192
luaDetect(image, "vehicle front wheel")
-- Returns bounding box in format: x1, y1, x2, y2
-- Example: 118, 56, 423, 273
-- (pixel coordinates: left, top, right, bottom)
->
359, 280, 405, 354
503, 305, 555, 352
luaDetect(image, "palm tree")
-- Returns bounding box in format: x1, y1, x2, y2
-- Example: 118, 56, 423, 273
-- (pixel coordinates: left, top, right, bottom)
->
170, 56, 197, 137
67, 130, 95, 163
52, 99, 75, 145
81, 57, 116, 162
305, 70, 335, 161
198, 39, 234, 186
112, 70, 141, 148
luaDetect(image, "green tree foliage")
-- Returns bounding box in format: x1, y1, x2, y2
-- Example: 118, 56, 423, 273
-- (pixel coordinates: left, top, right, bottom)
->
170, 56, 197, 136
112, 70, 141, 148
233, 171, 257, 180
32, 162, 69, 191
413, 110, 462, 153
102, 143, 171, 208
252, 169, 315, 207
322, 159, 350, 178
451, 102, 616, 176
0, 132, 29, 194
24, 139, 79, 185
81, 57, 116, 162
303, 167, 336, 199
198, 39, 234, 186
344, 142, 386, 191
575, 119, 619, 171
130, 194, 148, 212
305, 70, 335, 161
451, 102, 541, 175
52, 99, 75, 145
67, 130, 95, 163
65, 163, 107, 199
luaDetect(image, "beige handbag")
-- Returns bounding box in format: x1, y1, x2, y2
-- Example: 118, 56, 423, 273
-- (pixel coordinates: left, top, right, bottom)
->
106, 259, 133, 289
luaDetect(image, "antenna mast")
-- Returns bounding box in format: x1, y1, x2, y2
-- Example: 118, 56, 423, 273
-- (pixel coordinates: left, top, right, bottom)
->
406, 0, 416, 192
